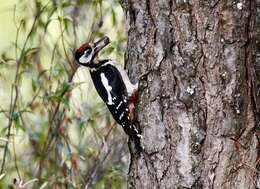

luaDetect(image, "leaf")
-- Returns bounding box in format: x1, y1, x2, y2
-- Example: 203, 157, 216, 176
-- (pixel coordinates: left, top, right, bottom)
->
23, 178, 38, 186
0, 173, 6, 180
111, 9, 116, 26
22, 47, 41, 69
31, 78, 37, 92
61, 1, 73, 8
79, 119, 87, 131
0, 137, 9, 142
11, 111, 25, 131
1, 53, 15, 63
12, 111, 19, 121
48, 82, 83, 104
63, 17, 73, 31
24, 47, 40, 58
39, 182, 49, 189
61, 96, 70, 108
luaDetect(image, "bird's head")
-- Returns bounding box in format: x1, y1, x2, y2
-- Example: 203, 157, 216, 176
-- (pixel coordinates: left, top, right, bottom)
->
75, 36, 110, 67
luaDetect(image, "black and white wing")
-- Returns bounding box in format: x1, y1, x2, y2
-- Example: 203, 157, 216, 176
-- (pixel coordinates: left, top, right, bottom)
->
90, 62, 143, 151
90, 63, 130, 127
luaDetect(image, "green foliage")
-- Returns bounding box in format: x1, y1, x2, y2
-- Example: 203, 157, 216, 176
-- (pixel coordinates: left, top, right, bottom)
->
0, 0, 128, 188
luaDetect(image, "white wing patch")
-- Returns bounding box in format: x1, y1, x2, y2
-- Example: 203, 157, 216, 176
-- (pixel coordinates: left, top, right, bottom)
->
100, 73, 114, 105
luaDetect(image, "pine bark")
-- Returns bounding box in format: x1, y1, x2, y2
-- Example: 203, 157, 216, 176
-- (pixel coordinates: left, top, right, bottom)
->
122, 0, 259, 188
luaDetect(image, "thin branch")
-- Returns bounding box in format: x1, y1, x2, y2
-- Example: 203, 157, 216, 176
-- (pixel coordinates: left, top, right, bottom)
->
84, 122, 116, 188
58, 16, 76, 71
0, 0, 51, 175
36, 68, 78, 181
0, 84, 15, 174
12, 129, 21, 180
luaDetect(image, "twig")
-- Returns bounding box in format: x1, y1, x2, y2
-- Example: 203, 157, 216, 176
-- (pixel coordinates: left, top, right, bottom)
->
0, 84, 15, 174
0, 0, 51, 176
0, 105, 10, 119
83, 122, 116, 189
12, 127, 21, 180
58, 15, 76, 71
36, 68, 78, 181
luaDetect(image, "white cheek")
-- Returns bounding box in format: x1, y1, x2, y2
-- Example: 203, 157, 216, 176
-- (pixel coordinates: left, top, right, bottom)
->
79, 55, 91, 64
79, 51, 94, 64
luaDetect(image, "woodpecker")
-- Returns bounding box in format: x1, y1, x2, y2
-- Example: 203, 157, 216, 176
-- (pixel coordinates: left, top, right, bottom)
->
74, 36, 143, 152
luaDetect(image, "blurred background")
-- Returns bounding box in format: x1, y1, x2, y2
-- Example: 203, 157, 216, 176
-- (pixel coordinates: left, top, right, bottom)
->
0, 0, 128, 188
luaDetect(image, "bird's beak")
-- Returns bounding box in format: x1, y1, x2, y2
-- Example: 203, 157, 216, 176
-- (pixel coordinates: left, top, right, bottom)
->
93, 36, 110, 55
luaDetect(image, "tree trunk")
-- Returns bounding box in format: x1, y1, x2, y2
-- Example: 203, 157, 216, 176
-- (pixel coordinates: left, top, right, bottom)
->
122, 0, 259, 188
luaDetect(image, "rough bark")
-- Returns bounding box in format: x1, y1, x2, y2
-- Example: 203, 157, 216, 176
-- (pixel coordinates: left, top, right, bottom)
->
122, 0, 259, 188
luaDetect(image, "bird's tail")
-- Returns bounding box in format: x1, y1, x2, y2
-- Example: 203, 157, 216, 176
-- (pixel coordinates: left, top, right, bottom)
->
128, 123, 143, 153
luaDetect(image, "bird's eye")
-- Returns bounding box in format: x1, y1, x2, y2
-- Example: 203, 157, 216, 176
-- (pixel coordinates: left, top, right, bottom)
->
85, 48, 92, 56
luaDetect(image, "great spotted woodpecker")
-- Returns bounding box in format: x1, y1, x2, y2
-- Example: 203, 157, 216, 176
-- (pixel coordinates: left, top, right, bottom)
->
74, 36, 143, 152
